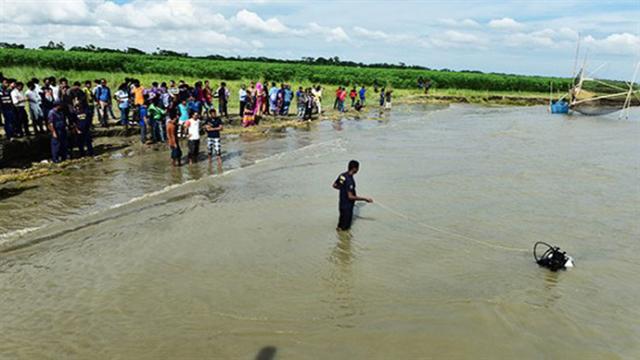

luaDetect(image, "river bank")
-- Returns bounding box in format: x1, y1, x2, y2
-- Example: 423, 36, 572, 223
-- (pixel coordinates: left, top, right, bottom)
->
0, 114, 315, 185
0, 89, 552, 185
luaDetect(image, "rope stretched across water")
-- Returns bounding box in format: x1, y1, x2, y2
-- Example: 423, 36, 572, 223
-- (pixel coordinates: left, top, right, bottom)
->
373, 201, 528, 253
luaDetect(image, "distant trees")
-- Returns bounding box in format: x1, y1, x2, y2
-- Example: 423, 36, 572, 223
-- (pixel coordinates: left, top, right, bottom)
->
39, 41, 65, 50
153, 48, 188, 57
0, 42, 25, 49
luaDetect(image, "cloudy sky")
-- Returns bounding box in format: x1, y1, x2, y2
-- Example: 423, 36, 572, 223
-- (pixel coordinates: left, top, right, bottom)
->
1, 0, 639, 80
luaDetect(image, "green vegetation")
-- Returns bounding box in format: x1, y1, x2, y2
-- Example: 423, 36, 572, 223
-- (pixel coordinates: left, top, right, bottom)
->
0, 48, 574, 92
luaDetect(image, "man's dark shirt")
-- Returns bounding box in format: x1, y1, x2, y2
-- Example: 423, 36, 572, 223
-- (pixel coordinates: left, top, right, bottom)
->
48, 109, 67, 133
204, 117, 222, 138
67, 88, 87, 114
218, 87, 227, 103
334, 172, 356, 210
0, 88, 14, 111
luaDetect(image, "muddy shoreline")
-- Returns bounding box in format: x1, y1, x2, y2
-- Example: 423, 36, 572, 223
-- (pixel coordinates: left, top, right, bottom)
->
0, 95, 548, 185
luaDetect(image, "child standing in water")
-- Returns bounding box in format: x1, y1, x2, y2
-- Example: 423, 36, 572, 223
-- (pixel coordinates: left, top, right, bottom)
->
166, 111, 181, 167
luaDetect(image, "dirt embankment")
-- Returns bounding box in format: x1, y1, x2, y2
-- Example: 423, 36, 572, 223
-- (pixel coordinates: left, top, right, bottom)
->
399, 94, 549, 106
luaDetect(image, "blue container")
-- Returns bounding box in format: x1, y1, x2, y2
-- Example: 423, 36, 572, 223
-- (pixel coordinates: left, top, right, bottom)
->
550, 100, 569, 114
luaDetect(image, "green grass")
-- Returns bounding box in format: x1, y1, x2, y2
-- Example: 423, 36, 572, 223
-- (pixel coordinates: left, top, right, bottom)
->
1, 65, 553, 113
0, 48, 574, 92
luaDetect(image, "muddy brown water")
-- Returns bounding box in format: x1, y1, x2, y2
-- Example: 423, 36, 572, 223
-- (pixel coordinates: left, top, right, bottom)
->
1, 105, 638, 359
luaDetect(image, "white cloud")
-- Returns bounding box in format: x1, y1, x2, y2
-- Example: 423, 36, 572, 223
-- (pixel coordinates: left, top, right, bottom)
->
583, 33, 640, 55
488, 17, 524, 30
439, 18, 480, 27
353, 26, 390, 40
1, 0, 92, 25
430, 30, 487, 49
506, 33, 556, 48
232, 9, 289, 34
308, 23, 349, 42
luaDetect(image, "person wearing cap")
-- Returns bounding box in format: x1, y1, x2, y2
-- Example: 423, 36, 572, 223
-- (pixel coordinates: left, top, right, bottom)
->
48, 101, 69, 162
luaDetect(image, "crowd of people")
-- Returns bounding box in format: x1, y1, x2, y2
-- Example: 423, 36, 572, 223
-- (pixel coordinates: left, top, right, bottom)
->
0, 73, 396, 167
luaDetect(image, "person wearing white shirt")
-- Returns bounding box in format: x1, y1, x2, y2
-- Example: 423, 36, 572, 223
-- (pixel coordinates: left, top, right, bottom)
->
49, 79, 60, 103
183, 113, 201, 165
238, 85, 247, 117
25, 81, 45, 133
11, 81, 30, 136
311, 85, 323, 114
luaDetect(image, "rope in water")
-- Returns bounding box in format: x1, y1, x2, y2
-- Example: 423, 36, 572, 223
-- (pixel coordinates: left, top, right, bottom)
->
373, 201, 528, 253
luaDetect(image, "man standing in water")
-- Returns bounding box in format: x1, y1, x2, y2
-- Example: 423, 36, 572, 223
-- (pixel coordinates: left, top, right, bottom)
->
333, 160, 373, 231
204, 108, 223, 171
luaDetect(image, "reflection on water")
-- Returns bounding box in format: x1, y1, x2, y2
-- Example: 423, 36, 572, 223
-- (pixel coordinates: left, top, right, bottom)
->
326, 231, 357, 329
1, 105, 639, 359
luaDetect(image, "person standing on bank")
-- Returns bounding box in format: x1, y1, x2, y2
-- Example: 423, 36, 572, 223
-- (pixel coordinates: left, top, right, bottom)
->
48, 101, 69, 163
332, 160, 373, 231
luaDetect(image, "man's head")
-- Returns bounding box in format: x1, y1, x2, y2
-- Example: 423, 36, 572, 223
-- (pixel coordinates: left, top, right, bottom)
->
168, 109, 178, 122
209, 108, 217, 117
221, 82, 226, 87
84, 80, 92, 88
348, 160, 360, 174
101, 79, 107, 86
73, 81, 81, 88
15, 81, 23, 91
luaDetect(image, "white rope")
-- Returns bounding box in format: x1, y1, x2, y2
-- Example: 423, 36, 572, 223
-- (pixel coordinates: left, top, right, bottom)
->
374, 201, 528, 253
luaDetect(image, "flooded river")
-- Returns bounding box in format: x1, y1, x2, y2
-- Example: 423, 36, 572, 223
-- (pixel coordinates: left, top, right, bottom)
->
1, 105, 638, 359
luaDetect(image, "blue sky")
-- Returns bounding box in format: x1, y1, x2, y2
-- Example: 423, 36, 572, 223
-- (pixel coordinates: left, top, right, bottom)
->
1, 0, 638, 80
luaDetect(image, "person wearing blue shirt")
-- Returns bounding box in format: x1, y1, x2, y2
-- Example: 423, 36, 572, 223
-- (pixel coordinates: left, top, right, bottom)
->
295, 87, 305, 118
269, 83, 278, 115
48, 102, 69, 162
96, 79, 112, 127
332, 160, 373, 231
283, 85, 293, 115
238, 85, 247, 117
138, 102, 148, 143
359, 86, 366, 106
